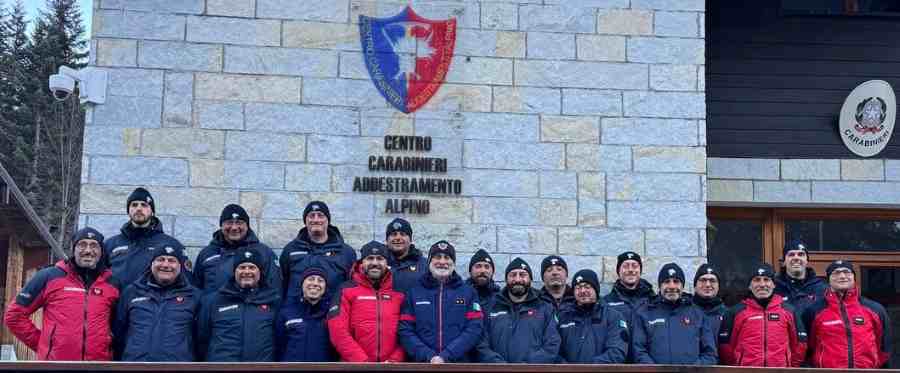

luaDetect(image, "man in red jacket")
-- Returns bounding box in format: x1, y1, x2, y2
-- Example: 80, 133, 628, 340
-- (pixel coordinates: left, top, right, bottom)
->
803, 260, 892, 369
327, 241, 405, 362
718, 263, 807, 367
4, 227, 120, 360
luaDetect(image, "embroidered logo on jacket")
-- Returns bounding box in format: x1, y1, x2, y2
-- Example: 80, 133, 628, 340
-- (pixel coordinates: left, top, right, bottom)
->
218, 304, 239, 313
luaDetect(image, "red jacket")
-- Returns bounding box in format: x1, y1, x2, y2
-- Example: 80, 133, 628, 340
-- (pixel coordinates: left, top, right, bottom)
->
718, 295, 806, 367
327, 262, 405, 362
4, 260, 119, 361
803, 287, 891, 369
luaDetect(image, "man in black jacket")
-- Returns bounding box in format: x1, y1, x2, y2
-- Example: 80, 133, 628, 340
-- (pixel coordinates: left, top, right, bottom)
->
384, 218, 427, 293
539, 255, 574, 315
603, 251, 654, 362
466, 249, 500, 313
775, 239, 827, 312
693, 263, 726, 334
557, 269, 627, 364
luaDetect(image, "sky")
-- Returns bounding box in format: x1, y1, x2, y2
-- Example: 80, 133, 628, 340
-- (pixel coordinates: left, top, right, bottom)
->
20, 0, 93, 34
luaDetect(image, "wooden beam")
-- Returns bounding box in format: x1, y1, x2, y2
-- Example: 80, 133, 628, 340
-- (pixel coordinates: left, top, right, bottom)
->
2, 235, 24, 345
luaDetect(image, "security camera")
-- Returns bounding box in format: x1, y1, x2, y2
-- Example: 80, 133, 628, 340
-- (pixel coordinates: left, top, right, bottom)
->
47, 66, 107, 104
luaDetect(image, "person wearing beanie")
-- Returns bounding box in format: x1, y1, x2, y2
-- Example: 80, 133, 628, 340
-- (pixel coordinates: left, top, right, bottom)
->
276, 266, 337, 362
692, 263, 726, 334
5, 227, 121, 361
557, 269, 628, 364
114, 242, 201, 361
197, 247, 281, 362
803, 260, 891, 369
774, 239, 827, 312
539, 255, 575, 315
103, 187, 189, 287
476, 257, 560, 363
465, 249, 501, 314
632, 263, 717, 365
195, 204, 281, 295
718, 263, 806, 367
327, 241, 406, 362
280, 200, 356, 298
603, 251, 654, 363
398, 240, 483, 363
384, 218, 427, 293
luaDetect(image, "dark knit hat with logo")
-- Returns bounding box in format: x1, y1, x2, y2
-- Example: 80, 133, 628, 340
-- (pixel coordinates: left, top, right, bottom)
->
572, 269, 601, 293
783, 239, 809, 259
385, 218, 413, 238
826, 260, 855, 278
693, 263, 721, 286
505, 257, 533, 279
126, 187, 155, 213
233, 247, 265, 273
541, 255, 568, 276
616, 251, 642, 272
150, 242, 187, 265
220, 204, 250, 226
303, 201, 331, 222
71, 227, 104, 250
468, 249, 495, 272
301, 266, 328, 284
658, 262, 685, 286
749, 263, 775, 284
428, 240, 456, 262
360, 240, 388, 259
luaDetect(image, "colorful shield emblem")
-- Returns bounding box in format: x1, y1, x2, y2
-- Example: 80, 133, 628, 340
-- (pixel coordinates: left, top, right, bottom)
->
359, 7, 456, 113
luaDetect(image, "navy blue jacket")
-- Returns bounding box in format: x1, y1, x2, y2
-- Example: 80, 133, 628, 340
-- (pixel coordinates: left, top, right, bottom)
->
197, 281, 281, 361
194, 230, 281, 294
557, 302, 628, 364
540, 286, 575, 316
388, 245, 428, 294
279, 226, 356, 298
466, 278, 501, 314
103, 217, 188, 287
603, 279, 655, 362
275, 297, 336, 362
114, 271, 201, 361
476, 287, 560, 363
398, 271, 483, 362
632, 295, 718, 365
693, 294, 726, 336
774, 267, 827, 312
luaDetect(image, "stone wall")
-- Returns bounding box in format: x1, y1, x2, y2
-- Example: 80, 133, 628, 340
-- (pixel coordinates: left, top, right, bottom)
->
82, 0, 707, 288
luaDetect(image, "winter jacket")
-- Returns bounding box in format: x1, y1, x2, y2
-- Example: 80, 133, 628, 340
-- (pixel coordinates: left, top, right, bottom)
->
327, 262, 406, 362
388, 245, 428, 294
718, 295, 806, 367
114, 271, 201, 361
280, 225, 356, 298
4, 260, 119, 361
195, 229, 281, 294
557, 302, 628, 364
197, 280, 281, 362
774, 268, 827, 312
466, 278, 500, 314
275, 297, 336, 362
476, 287, 561, 363
632, 295, 718, 365
398, 271, 483, 362
603, 279, 655, 362
104, 217, 188, 287
802, 287, 891, 369
540, 286, 575, 316
693, 294, 727, 336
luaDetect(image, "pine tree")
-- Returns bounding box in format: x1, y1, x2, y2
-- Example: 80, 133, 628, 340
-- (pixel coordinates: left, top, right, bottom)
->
0, 0, 35, 191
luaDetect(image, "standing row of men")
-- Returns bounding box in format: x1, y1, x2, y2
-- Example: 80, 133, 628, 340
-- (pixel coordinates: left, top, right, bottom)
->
3, 188, 892, 368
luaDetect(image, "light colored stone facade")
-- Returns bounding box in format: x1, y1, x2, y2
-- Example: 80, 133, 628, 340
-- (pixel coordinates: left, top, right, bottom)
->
83, 0, 707, 287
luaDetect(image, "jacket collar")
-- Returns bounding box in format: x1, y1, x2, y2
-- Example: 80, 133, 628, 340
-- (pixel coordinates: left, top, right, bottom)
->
120, 216, 164, 240
613, 278, 655, 298
210, 229, 261, 250
350, 261, 395, 291
421, 270, 463, 289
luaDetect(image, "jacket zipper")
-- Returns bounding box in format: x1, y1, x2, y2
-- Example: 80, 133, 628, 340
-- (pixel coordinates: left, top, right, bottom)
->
762, 308, 768, 367
82, 282, 89, 360
438, 283, 444, 354
839, 298, 854, 368
376, 290, 382, 361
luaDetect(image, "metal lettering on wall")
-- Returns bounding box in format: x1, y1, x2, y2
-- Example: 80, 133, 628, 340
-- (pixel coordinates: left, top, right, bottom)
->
352, 136, 462, 214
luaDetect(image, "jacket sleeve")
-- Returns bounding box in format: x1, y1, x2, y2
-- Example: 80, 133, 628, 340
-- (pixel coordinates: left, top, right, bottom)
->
274, 310, 287, 361
695, 312, 719, 365
278, 244, 293, 294
3, 270, 53, 351
112, 286, 133, 360
631, 311, 655, 364
475, 317, 505, 363
867, 301, 893, 368
788, 307, 808, 368
717, 307, 737, 365
801, 306, 817, 366
326, 289, 370, 362
398, 290, 435, 362
192, 250, 207, 290
593, 308, 627, 364
196, 293, 213, 361
527, 306, 561, 363
440, 291, 484, 362
267, 250, 282, 295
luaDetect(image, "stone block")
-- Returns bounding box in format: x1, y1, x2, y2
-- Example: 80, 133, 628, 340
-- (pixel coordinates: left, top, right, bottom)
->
576, 35, 626, 62
257, 219, 300, 249
650, 64, 697, 91
543, 0, 630, 7
141, 128, 225, 159
496, 31, 526, 58
106, 68, 163, 98
152, 187, 241, 217
190, 159, 225, 187
463, 169, 538, 198
196, 74, 301, 103
632, 0, 704, 11
887, 160, 900, 181
80, 184, 133, 213
224, 46, 338, 77
493, 87, 561, 115
258, 0, 350, 22
628, 37, 704, 64
566, 145, 631, 172
497, 227, 557, 254
707, 180, 753, 202
464, 141, 564, 170
361, 110, 413, 137
624, 91, 705, 119
754, 181, 811, 203
285, 164, 333, 192
541, 116, 600, 143
90, 156, 189, 186
411, 223, 496, 252
655, 11, 700, 37
96, 38, 136, 67
781, 159, 840, 180
163, 73, 193, 127
562, 89, 622, 116
224, 161, 285, 190
445, 57, 513, 85
306, 136, 372, 165
527, 32, 575, 60
841, 159, 885, 181
541, 199, 578, 226
459, 113, 539, 142
455, 30, 501, 57
413, 113, 465, 139
302, 78, 385, 108
607, 201, 706, 228
240, 191, 309, 219
337, 52, 371, 80
283, 21, 360, 50
517, 60, 647, 90
207, 0, 255, 17
82, 158, 89, 184
607, 173, 701, 201
698, 119, 706, 145
92, 95, 162, 128
558, 228, 643, 256
578, 172, 606, 198
83, 127, 140, 156
474, 198, 539, 225
196, 100, 244, 130
307, 192, 375, 222
419, 84, 492, 113
360, 2, 481, 30
698, 65, 705, 91
646, 229, 698, 256
578, 199, 607, 227
226, 132, 306, 162
707, 158, 779, 180
520, 5, 595, 33
94, 10, 185, 41
540, 171, 577, 198
139, 41, 222, 71
173, 216, 218, 247
187, 16, 280, 46
603, 118, 698, 146
633, 146, 705, 173
99, 0, 203, 13
481, 2, 518, 30
245, 103, 359, 135
597, 9, 652, 35
374, 198, 473, 224
812, 181, 900, 205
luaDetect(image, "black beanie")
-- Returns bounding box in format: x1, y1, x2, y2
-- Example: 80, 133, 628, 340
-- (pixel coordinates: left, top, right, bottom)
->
220, 204, 250, 226
505, 257, 533, 279
616, 251, 642, 272
233, 247, 266, 274
360, 240, 388, 259
541, 255, 568, 276
749, 263, 775, 284
301, 266, 328, 284
826, 260, 855, 278
468, 249, 495, 272
71, 227, 104, 250
658, 262, 685, 286
386, 218, 413, 239
150, 242, 187, 265
303, 201, 331, 222
693, 263, 720, 286
572, 269, 600, 293
428, 240, 456, 263
783, 239, 809, 260
126, 187, 155, 213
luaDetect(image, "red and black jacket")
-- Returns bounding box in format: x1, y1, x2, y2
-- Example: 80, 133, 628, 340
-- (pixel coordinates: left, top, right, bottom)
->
718, 295, 807, 367
802, 287, 891, 369
4, 260, 120, 361
327, 262, 405, 362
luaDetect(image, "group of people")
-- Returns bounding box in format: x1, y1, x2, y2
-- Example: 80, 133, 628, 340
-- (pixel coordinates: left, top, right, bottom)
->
3, 187, 893, 368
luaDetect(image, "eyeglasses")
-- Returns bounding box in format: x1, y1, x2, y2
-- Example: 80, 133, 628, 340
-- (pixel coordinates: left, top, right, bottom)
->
75, 242, 101, 250
830, 269, 854, 277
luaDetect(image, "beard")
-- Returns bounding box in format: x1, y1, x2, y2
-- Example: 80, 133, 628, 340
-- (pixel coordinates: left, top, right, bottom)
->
509, 283, 528, 297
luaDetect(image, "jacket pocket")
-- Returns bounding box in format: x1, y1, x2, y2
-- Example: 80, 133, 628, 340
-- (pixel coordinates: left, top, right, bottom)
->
44, 324, 57, 360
